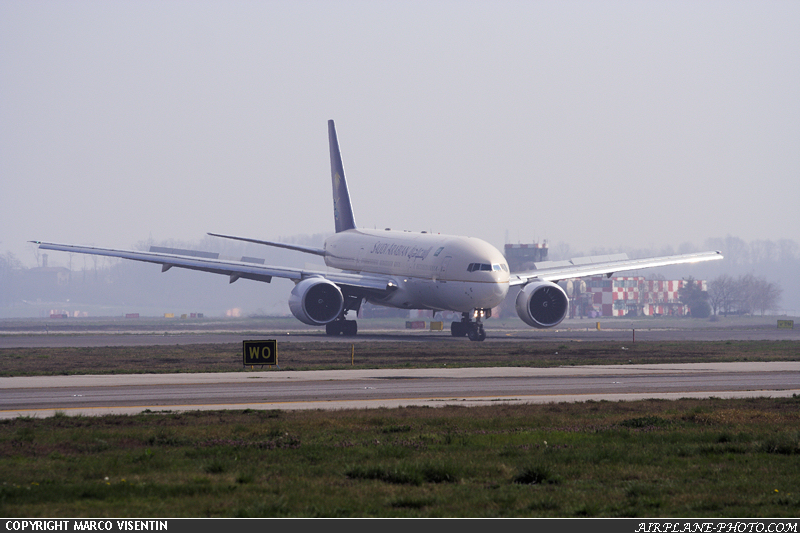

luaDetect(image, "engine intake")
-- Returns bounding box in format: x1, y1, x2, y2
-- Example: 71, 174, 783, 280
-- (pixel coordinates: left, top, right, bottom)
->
515, 281, 569, 328
288, 278, 344, 325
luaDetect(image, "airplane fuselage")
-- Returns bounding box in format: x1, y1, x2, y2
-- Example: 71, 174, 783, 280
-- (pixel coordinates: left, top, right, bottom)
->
324, 229, 510, 312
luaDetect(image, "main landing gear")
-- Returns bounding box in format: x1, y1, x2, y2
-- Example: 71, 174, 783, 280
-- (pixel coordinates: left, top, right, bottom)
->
326, 318, 357, 336
450, 309, 488, 341
325, 294, 362, 336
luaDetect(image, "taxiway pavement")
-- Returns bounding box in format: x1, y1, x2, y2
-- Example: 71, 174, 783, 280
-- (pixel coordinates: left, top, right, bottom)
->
2, 362, 798, 419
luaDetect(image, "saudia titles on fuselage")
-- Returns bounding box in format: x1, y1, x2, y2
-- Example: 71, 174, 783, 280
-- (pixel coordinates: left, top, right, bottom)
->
369, 241, 434, 261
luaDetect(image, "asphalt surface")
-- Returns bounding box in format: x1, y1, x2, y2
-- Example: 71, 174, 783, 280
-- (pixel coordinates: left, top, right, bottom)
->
2, 325, 800, 348
2, 362, 798, 419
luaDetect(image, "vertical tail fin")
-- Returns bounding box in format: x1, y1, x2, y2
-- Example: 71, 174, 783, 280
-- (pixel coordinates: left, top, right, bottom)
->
328, 120, 357, 233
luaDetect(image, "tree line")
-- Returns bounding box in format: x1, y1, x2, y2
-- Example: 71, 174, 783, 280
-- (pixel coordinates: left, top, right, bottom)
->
677, 274, 783, 319
706, 273, 783, 317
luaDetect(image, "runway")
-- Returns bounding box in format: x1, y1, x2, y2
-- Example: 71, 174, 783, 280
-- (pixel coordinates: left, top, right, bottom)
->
2, 362, 798, 419
2, 315, 799, 348
2, 326, 800, 349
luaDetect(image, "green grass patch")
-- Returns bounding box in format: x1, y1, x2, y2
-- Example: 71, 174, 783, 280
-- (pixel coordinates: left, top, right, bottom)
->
1, 397, 799, 517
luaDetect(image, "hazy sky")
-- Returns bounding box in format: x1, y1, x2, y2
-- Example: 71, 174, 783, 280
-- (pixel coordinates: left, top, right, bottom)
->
2, 1, 798, 268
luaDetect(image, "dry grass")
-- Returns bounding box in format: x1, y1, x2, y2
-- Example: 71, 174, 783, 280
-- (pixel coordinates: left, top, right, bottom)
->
1, 339, 798, 376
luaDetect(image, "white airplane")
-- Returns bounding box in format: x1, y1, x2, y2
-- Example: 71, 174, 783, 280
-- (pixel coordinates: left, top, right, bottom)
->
33, 120, 723, 341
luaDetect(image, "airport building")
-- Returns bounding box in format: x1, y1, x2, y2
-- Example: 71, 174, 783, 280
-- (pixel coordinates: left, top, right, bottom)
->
503, 242, 549, 272
578, 276, 707, 317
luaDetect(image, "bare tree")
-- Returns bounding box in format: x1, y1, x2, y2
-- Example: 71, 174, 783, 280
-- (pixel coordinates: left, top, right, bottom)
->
705, 235, 750, 267
733, 273, 756, 314
549, 241, 575, 261
1, 252, 23, 305
749, 277, 783, 316
750, 239, 777, 265
776, 239, 800, 265
728, 274, 783, 316
677, 241, 699, 254
29, 242, 41, 268
708, 274, 735, 316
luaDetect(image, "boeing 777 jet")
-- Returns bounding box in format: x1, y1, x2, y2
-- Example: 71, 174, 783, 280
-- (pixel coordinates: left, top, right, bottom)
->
33, 120, 723, 340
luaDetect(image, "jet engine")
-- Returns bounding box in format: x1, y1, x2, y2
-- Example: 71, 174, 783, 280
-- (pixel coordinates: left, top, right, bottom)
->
288, 278, 344, 325
515, 281, 569, 328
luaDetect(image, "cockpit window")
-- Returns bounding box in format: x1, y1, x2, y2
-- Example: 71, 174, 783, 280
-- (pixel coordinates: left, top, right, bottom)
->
468, 262, 506, 272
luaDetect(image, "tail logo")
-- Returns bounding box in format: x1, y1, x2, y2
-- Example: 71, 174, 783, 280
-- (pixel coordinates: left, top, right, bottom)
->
333, 172, 342, 223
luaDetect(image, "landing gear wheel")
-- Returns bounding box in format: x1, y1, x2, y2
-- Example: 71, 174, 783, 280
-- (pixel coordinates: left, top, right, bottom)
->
326, 320, 358, 336
451, 321, 467, 337
467, 324, 486, 342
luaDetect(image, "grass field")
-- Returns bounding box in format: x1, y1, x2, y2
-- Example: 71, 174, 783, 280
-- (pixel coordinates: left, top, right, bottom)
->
1, 397, 798, 517
2, 339, 799, 376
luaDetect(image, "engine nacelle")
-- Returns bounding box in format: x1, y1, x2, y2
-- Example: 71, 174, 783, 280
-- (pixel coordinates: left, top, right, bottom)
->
288, 278, 344, 326
515, 280, 569, 328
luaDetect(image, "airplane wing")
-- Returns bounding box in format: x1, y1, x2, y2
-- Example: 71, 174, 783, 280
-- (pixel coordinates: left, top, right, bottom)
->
30, 241, 393, 292
206, 232, 326, 256
509, 250, 723, 286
